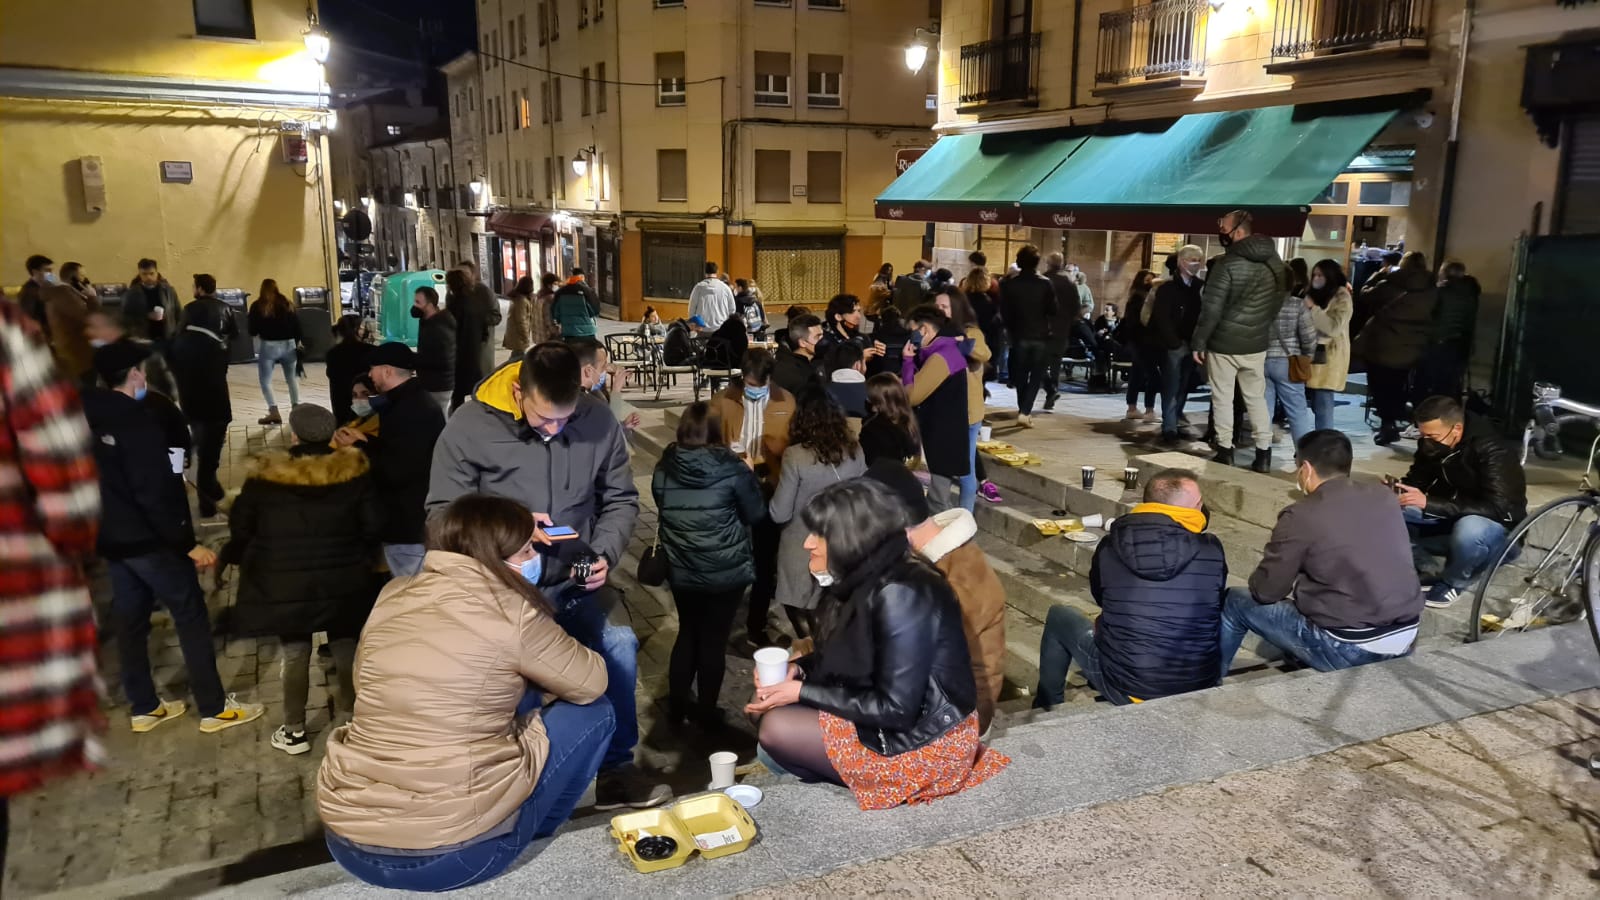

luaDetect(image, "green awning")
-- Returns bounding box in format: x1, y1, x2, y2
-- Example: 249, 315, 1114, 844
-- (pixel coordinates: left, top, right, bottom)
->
875, 131, 1088, 226
1018, 102, 1401, 235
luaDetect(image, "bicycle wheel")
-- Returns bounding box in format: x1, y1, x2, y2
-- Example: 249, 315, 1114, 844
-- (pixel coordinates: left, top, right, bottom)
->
1583, 527, 1600, 659
1470, 494, 1600, 641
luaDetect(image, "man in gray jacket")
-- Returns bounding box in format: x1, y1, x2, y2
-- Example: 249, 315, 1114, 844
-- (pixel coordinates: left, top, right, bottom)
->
426, 342, 666, 811
1192, 210, 1289, 472
1218, 429, 1424, 674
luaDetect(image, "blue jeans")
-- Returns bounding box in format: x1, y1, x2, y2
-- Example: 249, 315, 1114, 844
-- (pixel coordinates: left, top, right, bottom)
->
1263, 356, 1312, 446
1160, 346, 1195, 436
1306, 388, 1337, 432
958, 422, 980, 512
383, 543, 427, 578
1403, 507, 1509, 589
327, 696, 615, 892
555, 591, 639, 771
108, 551, 226, 718
257, 338, 300, 409
1033, 606, 1130, 708
1218, 587, 1404, 676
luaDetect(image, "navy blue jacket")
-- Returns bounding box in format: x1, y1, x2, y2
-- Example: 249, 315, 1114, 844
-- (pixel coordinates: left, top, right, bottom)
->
1090, 511, 1228, 700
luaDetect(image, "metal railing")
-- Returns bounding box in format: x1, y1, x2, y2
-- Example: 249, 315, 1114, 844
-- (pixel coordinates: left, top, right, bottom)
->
1271, 0, 1431, 59
958, 32, 1041, 107
1096, 0, 1209, 86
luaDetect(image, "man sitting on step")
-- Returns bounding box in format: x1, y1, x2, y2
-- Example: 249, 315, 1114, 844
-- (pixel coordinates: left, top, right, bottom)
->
1033, 468, 1228, 709
1219, 429, 1424, 674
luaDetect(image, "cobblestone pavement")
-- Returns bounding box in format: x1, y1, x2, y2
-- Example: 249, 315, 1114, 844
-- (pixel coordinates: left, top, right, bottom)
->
742, 691, 1600, 898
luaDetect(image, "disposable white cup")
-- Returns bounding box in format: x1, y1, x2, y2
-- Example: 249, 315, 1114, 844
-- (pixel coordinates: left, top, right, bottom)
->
1082, 513, 1104, 529
151, 306, 165, 321
709, 751, 738, 790
754, 647, 790, 686
979, 425, 993, 442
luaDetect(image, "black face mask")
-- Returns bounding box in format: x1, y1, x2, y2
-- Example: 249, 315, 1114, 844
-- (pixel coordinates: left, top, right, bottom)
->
1417, 436, 1449, 457
1199, 502, 1211, 531
410, 306, 425, 319
1217, 232, 1234, 248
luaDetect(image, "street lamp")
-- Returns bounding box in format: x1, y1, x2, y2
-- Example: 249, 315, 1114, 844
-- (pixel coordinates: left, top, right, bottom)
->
468, 179, 484, 195
905, 26, 938, 74
303, 5, 331, 64
572, 146, 597, 177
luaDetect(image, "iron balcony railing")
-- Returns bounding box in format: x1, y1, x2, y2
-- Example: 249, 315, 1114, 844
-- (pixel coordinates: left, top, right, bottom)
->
1271, 0, 1431, 59
1096, 0, 1209, 86
958, 32, 1041, 107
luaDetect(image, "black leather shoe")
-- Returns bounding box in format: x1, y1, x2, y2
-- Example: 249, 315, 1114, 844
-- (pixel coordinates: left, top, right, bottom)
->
1211, 446, 1234, 466
1251, 448, 1272, 473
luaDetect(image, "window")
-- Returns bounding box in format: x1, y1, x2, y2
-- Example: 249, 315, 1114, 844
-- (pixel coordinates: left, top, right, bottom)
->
581, 67, 591, 116
658, 149, 688, 201
755, 0, 791, 6
194, 0, 255, 39
596, 0, 604, 20
386, 124, 402, 136
492, 29, 500, 66
557, 157, 567, 199
552, 75, 563, 121
519, 93, 531, 129
549, 0, 559, 40
654, 0, 684, 7
809, 0, 844, 8
469, 85, 475, 110
643, 231, 703, 299
481, 34, 490, 69
517, 14, 527, 55
508, 90, 518, 128
807, 54, 842, 108
596, 62, 607, 112
754, 52, 791, 107
538, 2, 548, 45
544, 157, 554, 199
806, 151, 842, 203
754, 149, 790, 202
515, 160, 524, 197
580, 0, 589, 28
508, 18, 516, 56
657, 52, 686, 106
1358, 181, 1412, 206
541, 81, 551, 123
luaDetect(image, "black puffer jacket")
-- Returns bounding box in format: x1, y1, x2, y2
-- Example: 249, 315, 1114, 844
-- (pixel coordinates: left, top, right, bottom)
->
1356, 267, 1437, 370
221, 446, 384, 636
1430, 275, 1479, 351
651, 444, 766, 592
799, 546, 977, 757
1148, 274, 1204, 350
360, 378, 446, 544
1192, 235, 1289, 355
83, 388, 195, 560
416, 312, 457, 394
1090, 510, 1228, 701
1402, 429, 1527, 527
169, 295, 238, 422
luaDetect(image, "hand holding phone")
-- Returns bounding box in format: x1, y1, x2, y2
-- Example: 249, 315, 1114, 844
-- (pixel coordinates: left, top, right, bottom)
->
541, 525, 579, 540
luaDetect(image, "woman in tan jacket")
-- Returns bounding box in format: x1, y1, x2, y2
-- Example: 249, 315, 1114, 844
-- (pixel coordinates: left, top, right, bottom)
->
934, 285, 990, 512
318, 494, 612, 892
1303, 259, 1354, 432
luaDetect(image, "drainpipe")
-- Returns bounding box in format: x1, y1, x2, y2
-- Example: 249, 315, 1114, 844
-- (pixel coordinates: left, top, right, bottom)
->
1433, 0, 1474, 267
1069, 0, 1084, 111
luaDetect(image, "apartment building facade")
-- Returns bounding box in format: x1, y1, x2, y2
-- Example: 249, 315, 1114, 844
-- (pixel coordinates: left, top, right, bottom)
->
471, 0, 938, 318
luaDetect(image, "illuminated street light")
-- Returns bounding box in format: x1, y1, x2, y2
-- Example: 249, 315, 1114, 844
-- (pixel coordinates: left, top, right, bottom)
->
303, 5, 331, 64
572, 145, 597, 177
905, 26, 938, 74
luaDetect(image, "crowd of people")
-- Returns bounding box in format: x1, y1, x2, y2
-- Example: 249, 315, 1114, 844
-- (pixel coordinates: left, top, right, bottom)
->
0, 220, 1505, 890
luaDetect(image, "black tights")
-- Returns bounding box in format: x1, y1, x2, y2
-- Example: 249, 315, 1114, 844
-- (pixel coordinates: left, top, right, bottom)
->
757, 706, 842, 785
669, 586, 743, 716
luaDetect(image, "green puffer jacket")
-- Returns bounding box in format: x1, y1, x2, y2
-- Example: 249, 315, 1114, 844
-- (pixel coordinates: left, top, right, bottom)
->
651, 444, 767, 592
1192, 235, 1289, 356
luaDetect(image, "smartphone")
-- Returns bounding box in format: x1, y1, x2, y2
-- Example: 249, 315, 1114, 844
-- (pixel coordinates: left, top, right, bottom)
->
1382, 475, 1403, 495
542, 525, 579, 540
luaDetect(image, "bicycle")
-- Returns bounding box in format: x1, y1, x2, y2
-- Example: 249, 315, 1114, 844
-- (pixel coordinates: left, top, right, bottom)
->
1469, 383, 1600, 645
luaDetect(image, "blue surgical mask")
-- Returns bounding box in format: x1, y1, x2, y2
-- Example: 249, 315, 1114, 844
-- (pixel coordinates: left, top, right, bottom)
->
594, 372, 609, 392
506, 555, 542, 585
744, 385, 769, 402
351, 399, 373, 417
134, 386, 148, 401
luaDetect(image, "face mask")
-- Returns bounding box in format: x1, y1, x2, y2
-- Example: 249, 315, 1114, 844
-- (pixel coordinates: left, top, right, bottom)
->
352, 399, 373, 417
90, 338, 110, 348
133, 386, 148, 401
410, 306, 425, 318
1418, 436, 1449, 456
43, 272, 58, 284
369, 394, 393, 413
1181, 261, 1202, 277
1311, 276, 1327, 290
811, 570, 835, 588
744, 385, 769, 402
593, 372, 609, 392
1218, 232, 1234, 248
505, 555, 542, 585
909, 330, 924, 348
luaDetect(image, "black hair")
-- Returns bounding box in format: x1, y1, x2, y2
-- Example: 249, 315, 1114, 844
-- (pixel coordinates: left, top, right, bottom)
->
565, 336, 605, 368
908, 304, 948, 331
1016, 245, 1041, 273
1295, 429, 1353, 479
800, 479, 913, 575
25, 254, 51, 273
742, 347, 775, 384
704, 261, 719, 275
334, 313, 363, 343
415, 286, 440, 306
787, 313, 822, 347
137, 258, 158, 271
193, 273, 217, 295
675, 400, 723, 448
1414, 395, 1464, 427
826, 293, 861, 324
827, 341, 864, 373
519, 341, 582, 406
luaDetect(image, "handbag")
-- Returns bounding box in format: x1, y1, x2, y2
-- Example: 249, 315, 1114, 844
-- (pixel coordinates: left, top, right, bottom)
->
1288, 354, 1314, 383
636, 525, 669, 587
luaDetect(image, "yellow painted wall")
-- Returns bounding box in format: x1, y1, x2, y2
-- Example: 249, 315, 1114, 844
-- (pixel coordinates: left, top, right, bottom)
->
0, 100, 336, 295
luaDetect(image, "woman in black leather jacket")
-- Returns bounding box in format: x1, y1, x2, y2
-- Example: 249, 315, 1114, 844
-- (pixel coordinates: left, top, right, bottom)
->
745, 479, 1009, 809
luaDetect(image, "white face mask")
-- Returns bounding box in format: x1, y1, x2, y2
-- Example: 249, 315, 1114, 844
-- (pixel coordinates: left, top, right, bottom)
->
1311, 276, 1327, 290
811, 570, 834, 588
43, 272, 57, 284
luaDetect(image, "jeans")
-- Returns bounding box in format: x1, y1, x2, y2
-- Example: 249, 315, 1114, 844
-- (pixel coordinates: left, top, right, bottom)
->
668, 586, 743, 717
257, 339, 301, 409
1263, 357, 1312, 446
1404, 507, 1508, 589
326, 696, 615, 892
189, 419, 227, 517
958, 422, 980, 512
280, 633, 357, 729
1012, 339, 1053, 416
1207, 351, 1270, 450
555, 593, 639, 772
1124, 347, 1158, 411
1306, 388, 1338, 432
1160, 346, 1195, 436
928, 473, 958, 514
1218, 587, 1404, 676
383, 543, 427, 577
1033, 605, 1130, 708
109, 551, 227, 718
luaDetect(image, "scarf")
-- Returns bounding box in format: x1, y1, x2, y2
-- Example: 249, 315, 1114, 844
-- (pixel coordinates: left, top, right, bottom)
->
1129, 502, 1207, 534
741, 394, 768, 461
811, 534, 916, 685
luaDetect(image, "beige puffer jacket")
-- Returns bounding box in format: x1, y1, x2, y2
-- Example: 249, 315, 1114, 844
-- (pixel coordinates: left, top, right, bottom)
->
317, 551, 606, 850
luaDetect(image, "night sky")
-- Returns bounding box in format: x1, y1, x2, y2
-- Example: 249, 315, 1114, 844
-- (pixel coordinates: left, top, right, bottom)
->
321, 0, 476, 88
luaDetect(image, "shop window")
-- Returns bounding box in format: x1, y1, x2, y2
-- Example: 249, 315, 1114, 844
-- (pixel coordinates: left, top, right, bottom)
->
1358, 181, 1411, 206
1313, 181, 1350, 205
658, 149, 688, 201
755, 149, 791, 202
194, 0, 255, 39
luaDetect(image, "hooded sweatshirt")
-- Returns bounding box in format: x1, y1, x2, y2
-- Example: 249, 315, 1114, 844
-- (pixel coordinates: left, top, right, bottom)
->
1090, 504, 1228, 701
1192, 234, 1289, 356
425, 361, 639, 589
916, 509, 1005, 732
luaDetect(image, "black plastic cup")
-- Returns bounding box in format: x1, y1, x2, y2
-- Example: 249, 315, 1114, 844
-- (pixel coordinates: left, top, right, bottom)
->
1081, 466, 1096, 490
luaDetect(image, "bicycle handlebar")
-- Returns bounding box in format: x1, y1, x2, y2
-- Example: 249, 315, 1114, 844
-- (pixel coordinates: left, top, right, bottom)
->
1527, 384, 1600, 462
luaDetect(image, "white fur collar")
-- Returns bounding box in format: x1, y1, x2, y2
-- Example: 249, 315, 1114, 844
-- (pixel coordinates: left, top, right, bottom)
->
918, 508, 977, 564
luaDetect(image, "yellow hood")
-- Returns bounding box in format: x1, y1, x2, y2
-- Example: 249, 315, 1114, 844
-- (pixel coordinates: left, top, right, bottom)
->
474, 361, 524, 417
1129, 502, 1206, 534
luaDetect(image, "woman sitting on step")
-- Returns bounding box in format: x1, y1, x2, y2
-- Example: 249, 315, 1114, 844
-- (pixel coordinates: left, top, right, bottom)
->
747, 479, 1010, 810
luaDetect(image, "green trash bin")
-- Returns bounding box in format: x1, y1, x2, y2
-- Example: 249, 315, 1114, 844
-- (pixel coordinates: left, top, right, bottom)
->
377, 270, 448, 347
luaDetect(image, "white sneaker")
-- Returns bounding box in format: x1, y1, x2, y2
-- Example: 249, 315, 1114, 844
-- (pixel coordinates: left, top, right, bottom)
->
200, 695, 265, 734
131, 699, 187, 733
1017, 415, 1034, 428
1400, 425, 1421, 441
270, 725, 311, 755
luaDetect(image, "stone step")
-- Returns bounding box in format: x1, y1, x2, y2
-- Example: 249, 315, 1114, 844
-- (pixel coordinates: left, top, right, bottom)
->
1132, 451, 1299, 532
980, 454, 1138, 521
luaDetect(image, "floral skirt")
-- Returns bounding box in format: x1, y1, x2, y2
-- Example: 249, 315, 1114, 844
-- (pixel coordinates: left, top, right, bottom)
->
819, 710, 1009, 811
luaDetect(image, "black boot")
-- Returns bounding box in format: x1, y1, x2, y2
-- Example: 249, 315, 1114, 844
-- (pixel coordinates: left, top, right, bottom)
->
1212, 446, 1234, 466
1251, 448, 1272, 473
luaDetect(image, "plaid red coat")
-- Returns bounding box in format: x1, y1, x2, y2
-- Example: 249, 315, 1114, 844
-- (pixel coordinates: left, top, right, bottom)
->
0, 298, 104, 797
